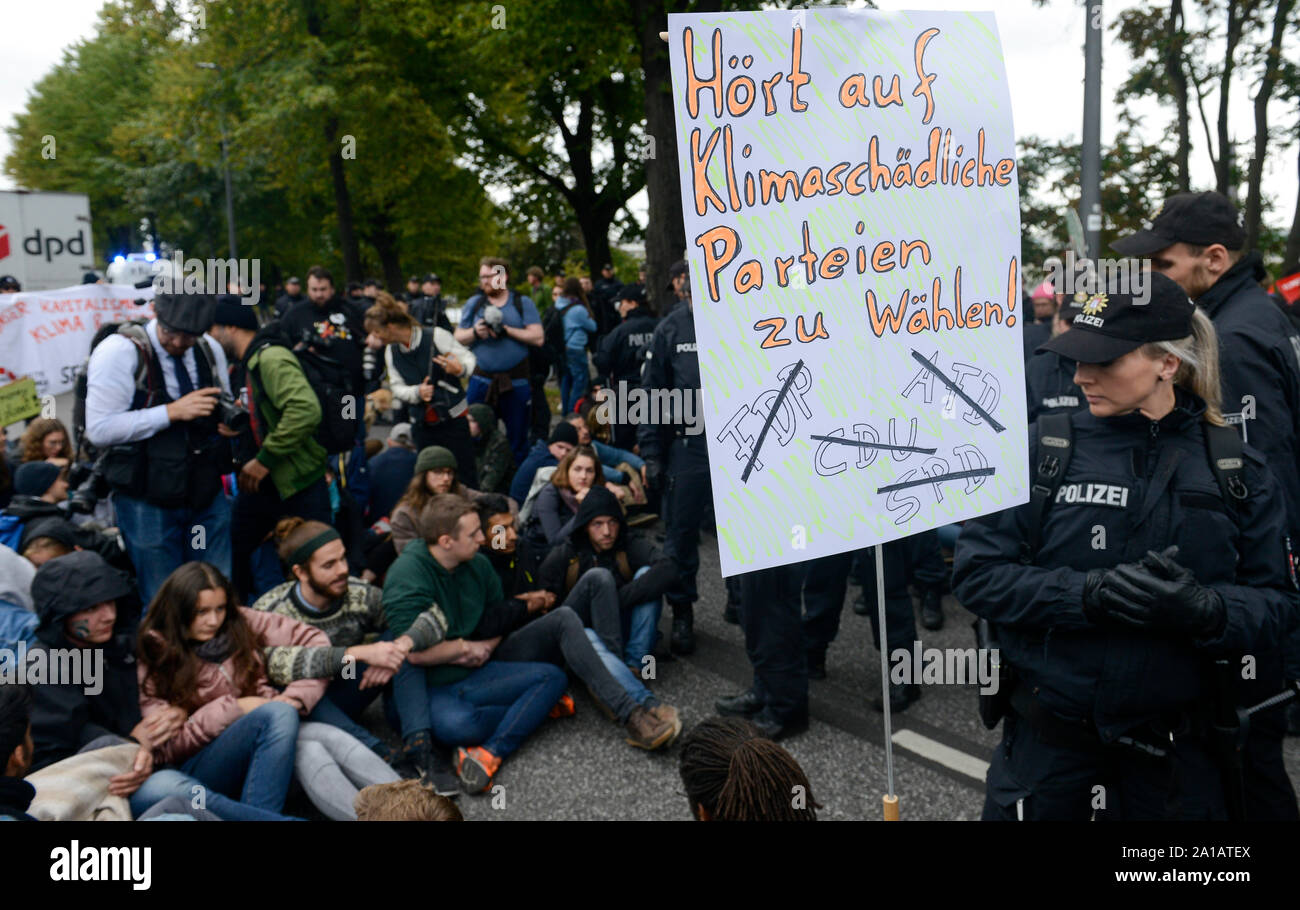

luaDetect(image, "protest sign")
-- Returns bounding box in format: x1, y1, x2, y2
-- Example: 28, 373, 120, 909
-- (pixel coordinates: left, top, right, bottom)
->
0, 284, 156, 398
0, 377, 42, 428
667, 7, 1026, 576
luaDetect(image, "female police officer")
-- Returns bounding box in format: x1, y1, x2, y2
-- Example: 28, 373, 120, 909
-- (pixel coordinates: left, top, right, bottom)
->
953, 272, 1298, 820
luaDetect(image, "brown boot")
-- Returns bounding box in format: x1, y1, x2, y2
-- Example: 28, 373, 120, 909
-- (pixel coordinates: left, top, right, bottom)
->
624, 706, 674, 750
648, 704, 682, 743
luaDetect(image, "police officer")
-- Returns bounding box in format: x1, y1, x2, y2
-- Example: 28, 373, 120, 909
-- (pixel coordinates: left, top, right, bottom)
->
84, 292, 233, 604
954, 274, 1298, 820
594, 284, 658, 451
409, 273, 452, 332
1115, 191, 1300, 808
639, 273, 708, 654
1025, 306, 1086, 423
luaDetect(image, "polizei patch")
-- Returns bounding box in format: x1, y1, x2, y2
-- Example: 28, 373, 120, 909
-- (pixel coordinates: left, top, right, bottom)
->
1054, 482, 1130, 507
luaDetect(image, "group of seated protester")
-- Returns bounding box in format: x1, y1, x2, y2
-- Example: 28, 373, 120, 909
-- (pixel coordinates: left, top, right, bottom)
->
0, 478, 686, 818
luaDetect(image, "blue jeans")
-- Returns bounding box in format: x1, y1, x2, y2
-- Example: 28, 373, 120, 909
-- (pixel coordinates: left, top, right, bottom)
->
624, 566, 662, 666
177, 701, 300, 812
583, 629, 654, 708
468, 374, 532, 465
113, 490, 232, 605
560, 347, 590, 416
129, 769, 294, 821
425, 660, 567, 759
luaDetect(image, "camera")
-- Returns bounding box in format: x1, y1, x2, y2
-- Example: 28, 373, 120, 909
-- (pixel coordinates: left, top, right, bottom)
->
218, 392, 251, 433
66, 455, 111, 515
482, 305, 507, 339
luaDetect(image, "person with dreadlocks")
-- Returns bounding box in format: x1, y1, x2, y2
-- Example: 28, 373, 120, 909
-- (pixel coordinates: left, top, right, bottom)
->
677, 716, 819, 821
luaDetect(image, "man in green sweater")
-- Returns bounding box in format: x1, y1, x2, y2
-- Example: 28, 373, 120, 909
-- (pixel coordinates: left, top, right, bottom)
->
383, 493, 567, 793
211, 299, 331, 600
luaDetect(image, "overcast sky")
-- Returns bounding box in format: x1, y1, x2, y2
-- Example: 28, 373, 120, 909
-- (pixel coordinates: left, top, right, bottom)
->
3, 0, 1296, 241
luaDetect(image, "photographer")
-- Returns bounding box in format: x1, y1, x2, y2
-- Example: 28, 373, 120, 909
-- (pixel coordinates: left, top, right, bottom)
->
364, 296, 477, 487
953, 275, 1298, 820
209, 300, 330, 601
454, 257, 544, 465
83, 292, 232, 604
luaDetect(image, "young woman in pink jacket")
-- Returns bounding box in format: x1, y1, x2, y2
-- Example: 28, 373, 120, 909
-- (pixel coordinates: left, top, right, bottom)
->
136, 562, 328, 815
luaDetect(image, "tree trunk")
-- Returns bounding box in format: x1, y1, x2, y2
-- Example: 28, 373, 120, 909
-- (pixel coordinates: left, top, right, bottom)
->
575, 207, 614, 277
1283, 144, 1300, 277
634, 0, 694, 313
1245, 0, 1293, 252
365, 208, 403, 294
1165, 0, 1191, 192
325, 116, 362, 283
1215, 0, 1255, 198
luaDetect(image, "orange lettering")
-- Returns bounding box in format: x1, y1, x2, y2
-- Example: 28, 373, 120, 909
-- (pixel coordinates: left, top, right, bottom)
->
754, 317, 790, 348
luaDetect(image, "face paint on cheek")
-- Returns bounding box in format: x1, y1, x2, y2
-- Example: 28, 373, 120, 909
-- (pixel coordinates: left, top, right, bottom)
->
71, 620, 92, 640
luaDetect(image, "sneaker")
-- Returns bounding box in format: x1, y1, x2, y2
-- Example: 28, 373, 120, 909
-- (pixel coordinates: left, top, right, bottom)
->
920, 589, 944, 630
456, 746, 502, 794
405, 734, 460, 798
648, 703, 682, 743
624, 706, 675, 750
548, 693, 576, 719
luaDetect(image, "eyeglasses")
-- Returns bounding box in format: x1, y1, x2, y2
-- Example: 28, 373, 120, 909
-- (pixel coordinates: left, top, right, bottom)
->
157, 322, 198, 344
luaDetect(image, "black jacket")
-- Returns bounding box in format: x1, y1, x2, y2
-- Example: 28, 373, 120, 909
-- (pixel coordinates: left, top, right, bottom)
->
1025, 351, 1085, 423
409, 295, 453, 333
636, 302, 701, 462
594, 309, 657, 385
537, 486, 677, 609
280, 297, 367, 397
28, 589, 142, 773
484, 535, 545, 599
953, 391, 1297, 740
1022, 318, 1051, 363
1198, 253, 1300, 543
274, 292, 304, 317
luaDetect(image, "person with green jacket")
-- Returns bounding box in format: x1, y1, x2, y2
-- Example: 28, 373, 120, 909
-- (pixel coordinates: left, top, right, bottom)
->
466, 403, 515, 497
210, 300, 331, 601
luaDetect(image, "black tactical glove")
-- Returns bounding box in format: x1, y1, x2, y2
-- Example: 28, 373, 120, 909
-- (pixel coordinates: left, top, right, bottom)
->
643, 459, 664, 496
1095, 546, 1227, 639
1081, 569, 1108, 625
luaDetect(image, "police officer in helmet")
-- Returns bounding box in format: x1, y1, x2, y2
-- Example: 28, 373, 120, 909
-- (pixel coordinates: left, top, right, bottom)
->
954, 272, 1298, 820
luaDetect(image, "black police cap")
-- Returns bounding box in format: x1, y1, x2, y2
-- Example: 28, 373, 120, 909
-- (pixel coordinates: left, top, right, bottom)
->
1112, 192, 1247, 257
1039, 272, 1194, 364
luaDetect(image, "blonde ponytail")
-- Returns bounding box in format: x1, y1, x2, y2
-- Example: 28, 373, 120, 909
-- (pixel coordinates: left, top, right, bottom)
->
1141, 308, 1224, 426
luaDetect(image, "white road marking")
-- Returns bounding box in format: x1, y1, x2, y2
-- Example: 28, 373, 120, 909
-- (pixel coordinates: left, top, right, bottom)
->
891, 729, 989, 781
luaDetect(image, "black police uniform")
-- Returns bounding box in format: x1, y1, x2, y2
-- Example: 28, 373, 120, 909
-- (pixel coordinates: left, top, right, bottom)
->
1197, 251, 1300, 818
638, 299, 708, 653
954, 391, 1297, 819
409, 295, 453, 333
594, 304, 658, 450
1025, 351, 1086, 423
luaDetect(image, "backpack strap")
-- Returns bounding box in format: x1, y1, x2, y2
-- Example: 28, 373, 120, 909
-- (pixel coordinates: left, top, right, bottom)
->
1021, 413, 1074, 565
116, 323, 155, 399
1203, 422, 1249, 516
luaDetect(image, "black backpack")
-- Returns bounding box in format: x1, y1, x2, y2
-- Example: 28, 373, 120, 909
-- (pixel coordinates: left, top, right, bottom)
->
249, 325, 359, 454
541, 300, 582, 369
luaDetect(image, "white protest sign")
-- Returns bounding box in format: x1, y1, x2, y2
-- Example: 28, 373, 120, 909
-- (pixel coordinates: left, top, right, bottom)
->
0, 284, 155, 397
667, 8, 1027, 577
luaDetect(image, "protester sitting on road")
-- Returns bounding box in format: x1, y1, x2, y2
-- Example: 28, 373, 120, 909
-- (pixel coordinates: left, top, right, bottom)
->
525, 445, 628, 548
509, 421, 578, 505
21, 552, 289, 821
537, 485, 676, 671
19, 418, 73, 466
382, 494, 569, 794
390, 446, 504, 556
678, 717, 820, 821
0, 684, 37, 821
469, 496, 680, 749
354, 779, 464, 821
565, 411, 646, 507
136, 562, 329, 818
254, 516, 448, 773
0, 543, 37, 649
467, 403, 515, 498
